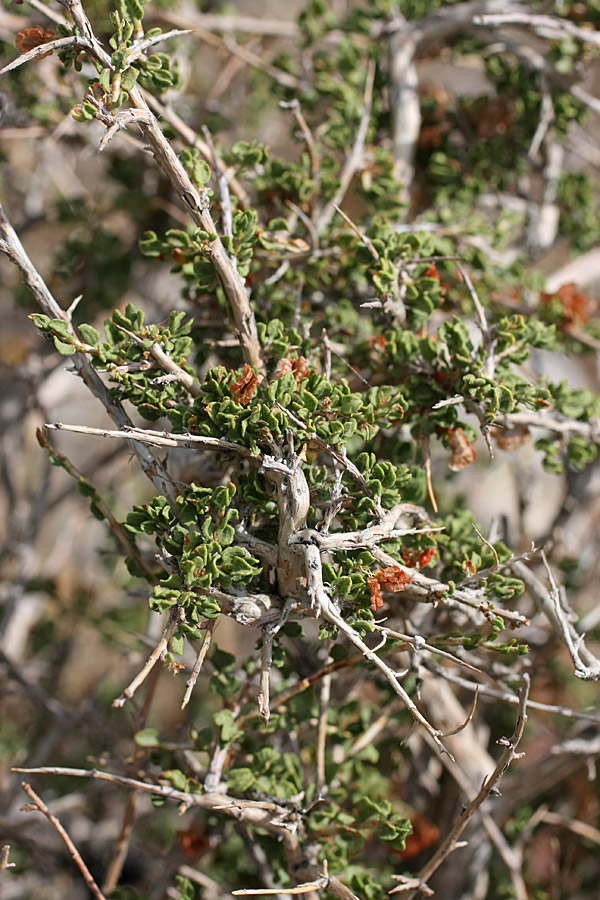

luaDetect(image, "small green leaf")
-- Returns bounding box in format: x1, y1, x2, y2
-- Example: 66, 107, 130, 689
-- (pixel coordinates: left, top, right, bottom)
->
134, 727, 160, 747
161, 769, 189, 791
120, 66, 138, 91
170, 633, 185, 656
213, 708, 242, 743
78, 323, 100, 345
227, 768, 255, 793
54, 337, 77, 356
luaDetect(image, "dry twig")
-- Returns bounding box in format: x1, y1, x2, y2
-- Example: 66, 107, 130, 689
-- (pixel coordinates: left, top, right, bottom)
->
20, 782, 108, 900
513, 557, 600, 681
391, 673, 530, 897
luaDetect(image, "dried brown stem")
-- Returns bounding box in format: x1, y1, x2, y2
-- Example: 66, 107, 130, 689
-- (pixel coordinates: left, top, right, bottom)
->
0, 845, 15, 871
315, 672, 331, 795
257, 625, 274, 725
14, 766, 357, 897
113, 607, 184, 708
101, 790, 137, 895
182, 621, 215, 710
281, 99, 321, 223
20, 782, 108, 900
391, 673, 530, 897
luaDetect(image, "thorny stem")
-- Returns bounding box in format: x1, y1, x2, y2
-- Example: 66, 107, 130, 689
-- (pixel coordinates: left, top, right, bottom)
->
513, 558, 600, 681
281, 100, 321, 224
391, 673, 530, 897
14, 767, 357, 898
423, 656, 600, 724
101, 791, 137, 895
315, 60, 376, 233
298, 539, 450, 755
50, 0, 265, 375
45, 422, 261, 459
257, 624, 275, 724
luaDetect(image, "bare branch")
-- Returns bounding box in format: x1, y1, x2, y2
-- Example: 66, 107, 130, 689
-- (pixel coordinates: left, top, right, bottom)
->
297, 539, 450, 755
391, 673, 530, 897
388, 17, 420, 203
513, 557, 600, 681
423, 657, 600, 724
112, 607, 184, 708
0, 35, 91, 76
101, 791, 137, 896
0, 845, 16, 872
20, 782, 108, 900
316, 60, 376, 232
473, 12, 600, 49
45, 422, 261, 459
182, 621, 216, 710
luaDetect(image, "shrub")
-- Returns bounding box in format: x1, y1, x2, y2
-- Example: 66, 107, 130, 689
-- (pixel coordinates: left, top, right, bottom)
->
2, 1, 600, 898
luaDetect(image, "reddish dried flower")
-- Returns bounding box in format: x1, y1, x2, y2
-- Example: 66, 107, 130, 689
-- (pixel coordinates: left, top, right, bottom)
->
473, 97, 515, 140
273, 356, 310, 388
171, 248, 188, 265
367, 576, 384, 612
177, 826, 209, 858
375, 566, 413, 592
396, 812, 440, 860
540, 282, 596, 329
445, 427, 476, 471
273, 357, 293, 379
291, 355, 309, 385
231, 364, 261, 406
422, 264, 440, 280
490, 424, 531, 451
368, 566, 413, 611
418, 120, 452, 149
370, 333, 388, 351
401, 547, 436, 569
15, 26, 54, 59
